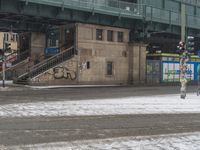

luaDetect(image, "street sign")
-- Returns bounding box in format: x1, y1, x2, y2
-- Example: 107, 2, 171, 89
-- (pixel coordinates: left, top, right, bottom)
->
45, 47, 60, 57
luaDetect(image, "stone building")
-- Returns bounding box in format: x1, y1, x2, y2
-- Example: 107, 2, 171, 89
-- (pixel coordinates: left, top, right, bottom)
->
31, 23, 146, 85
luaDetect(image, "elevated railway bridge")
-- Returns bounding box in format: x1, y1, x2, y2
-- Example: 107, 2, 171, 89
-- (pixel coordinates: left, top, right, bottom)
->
0, 0, 199, 35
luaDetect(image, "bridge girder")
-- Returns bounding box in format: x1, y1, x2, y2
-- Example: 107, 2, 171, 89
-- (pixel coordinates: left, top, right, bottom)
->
0, 0, 194, 36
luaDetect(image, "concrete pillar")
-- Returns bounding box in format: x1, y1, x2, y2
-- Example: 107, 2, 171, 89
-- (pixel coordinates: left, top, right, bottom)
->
59, 26, 65, 48
133, 45, 140, 83
139, 45, 146, 83
181, 3, 186, 42
92, 26, 96, 41
128, 44, 133, 84
113, 31, 118, 42
30, 32, 46, 62
103, 30, 107, 41
128, 43, 146, 84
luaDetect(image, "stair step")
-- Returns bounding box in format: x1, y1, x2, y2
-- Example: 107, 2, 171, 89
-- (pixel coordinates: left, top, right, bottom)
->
13, 79, 29, 85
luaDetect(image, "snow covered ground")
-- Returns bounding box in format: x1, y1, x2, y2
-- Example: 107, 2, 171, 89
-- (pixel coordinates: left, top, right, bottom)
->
3, 132, 200, 150
0, 93, 199, 118
0, 92, 200, 149
0, 80, 13, 84
27, 84, 120, 89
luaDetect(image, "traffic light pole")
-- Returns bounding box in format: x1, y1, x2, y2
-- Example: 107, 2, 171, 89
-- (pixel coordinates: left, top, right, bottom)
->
2, 36, 5, 88
179, 3, 187, 99
180, 50, 189, 99
181, 3, 186, 42
178, 41, 190, 99
2, 59, 5, 88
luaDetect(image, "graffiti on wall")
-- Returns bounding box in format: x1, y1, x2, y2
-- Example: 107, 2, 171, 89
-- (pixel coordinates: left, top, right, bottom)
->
53, 66, 76, 80
79, 61, 87, 72
32, 59, 78, 82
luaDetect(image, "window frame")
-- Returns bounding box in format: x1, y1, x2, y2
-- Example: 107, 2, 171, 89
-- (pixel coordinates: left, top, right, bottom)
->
96, 29, 103, 41
87, 61, 90, 69
106, 61, 113, 76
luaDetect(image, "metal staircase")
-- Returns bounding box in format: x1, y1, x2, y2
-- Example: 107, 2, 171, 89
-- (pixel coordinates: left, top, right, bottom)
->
14, 47, 75, 84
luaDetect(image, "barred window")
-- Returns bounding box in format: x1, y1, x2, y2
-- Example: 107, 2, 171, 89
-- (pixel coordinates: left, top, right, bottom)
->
107, 62, 113, 75
96, 29, 103, 40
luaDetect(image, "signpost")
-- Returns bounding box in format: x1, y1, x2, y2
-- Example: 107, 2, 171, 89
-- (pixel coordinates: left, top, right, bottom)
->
1, 35, 11, 88
2, 36, 5, 88
2, 59, 5, 88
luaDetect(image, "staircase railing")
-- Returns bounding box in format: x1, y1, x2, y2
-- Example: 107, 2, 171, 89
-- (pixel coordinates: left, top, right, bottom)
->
18, 46, 75, 80
12, 50, 29, 65
0, 50, 29, 73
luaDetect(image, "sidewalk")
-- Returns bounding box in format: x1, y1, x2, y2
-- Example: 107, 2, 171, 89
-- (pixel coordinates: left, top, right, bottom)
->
0, 81, 122, 91
0, 80, 13, 85
0, 80, 28, 91
26, 84, 121, 89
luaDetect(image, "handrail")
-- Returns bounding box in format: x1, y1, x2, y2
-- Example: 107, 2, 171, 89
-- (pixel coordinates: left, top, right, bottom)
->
12, 50, 29, 65
31, 46, 73, 70
18, 46, 75, 79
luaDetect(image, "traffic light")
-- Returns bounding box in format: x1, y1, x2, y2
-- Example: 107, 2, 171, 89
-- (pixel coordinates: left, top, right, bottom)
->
176, 41, 185, 54
186, 36, 200, 55
4, 42, 11, 52
187, 36, 195, 53
193, 36, 200, 55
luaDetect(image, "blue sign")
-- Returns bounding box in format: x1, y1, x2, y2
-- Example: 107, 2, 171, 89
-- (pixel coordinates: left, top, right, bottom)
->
45, 47, 60, 56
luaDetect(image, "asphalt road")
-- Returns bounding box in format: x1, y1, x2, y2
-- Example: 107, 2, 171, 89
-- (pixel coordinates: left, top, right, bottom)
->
0, 85, 199, 146
0, 85, 198, 105
1, 114, 200, 146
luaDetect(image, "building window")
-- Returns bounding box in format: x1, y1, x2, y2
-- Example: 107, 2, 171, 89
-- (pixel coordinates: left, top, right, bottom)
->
107, 30, 113, 42
118, 31, 124, 42
107, 61, 113, 75
96, 29, 103, 40
11, 34, 15, 41
6, 33, 9, 41
87, 61, 90, 69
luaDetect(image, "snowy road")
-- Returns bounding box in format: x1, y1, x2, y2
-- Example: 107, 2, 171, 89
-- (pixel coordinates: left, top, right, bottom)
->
3, 132, 200, 150
0, 86, 200, 149
0, 93, 199, 118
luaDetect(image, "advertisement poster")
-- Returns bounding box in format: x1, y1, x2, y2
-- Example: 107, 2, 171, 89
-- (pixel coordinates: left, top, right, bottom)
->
162, 61, 195, 82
